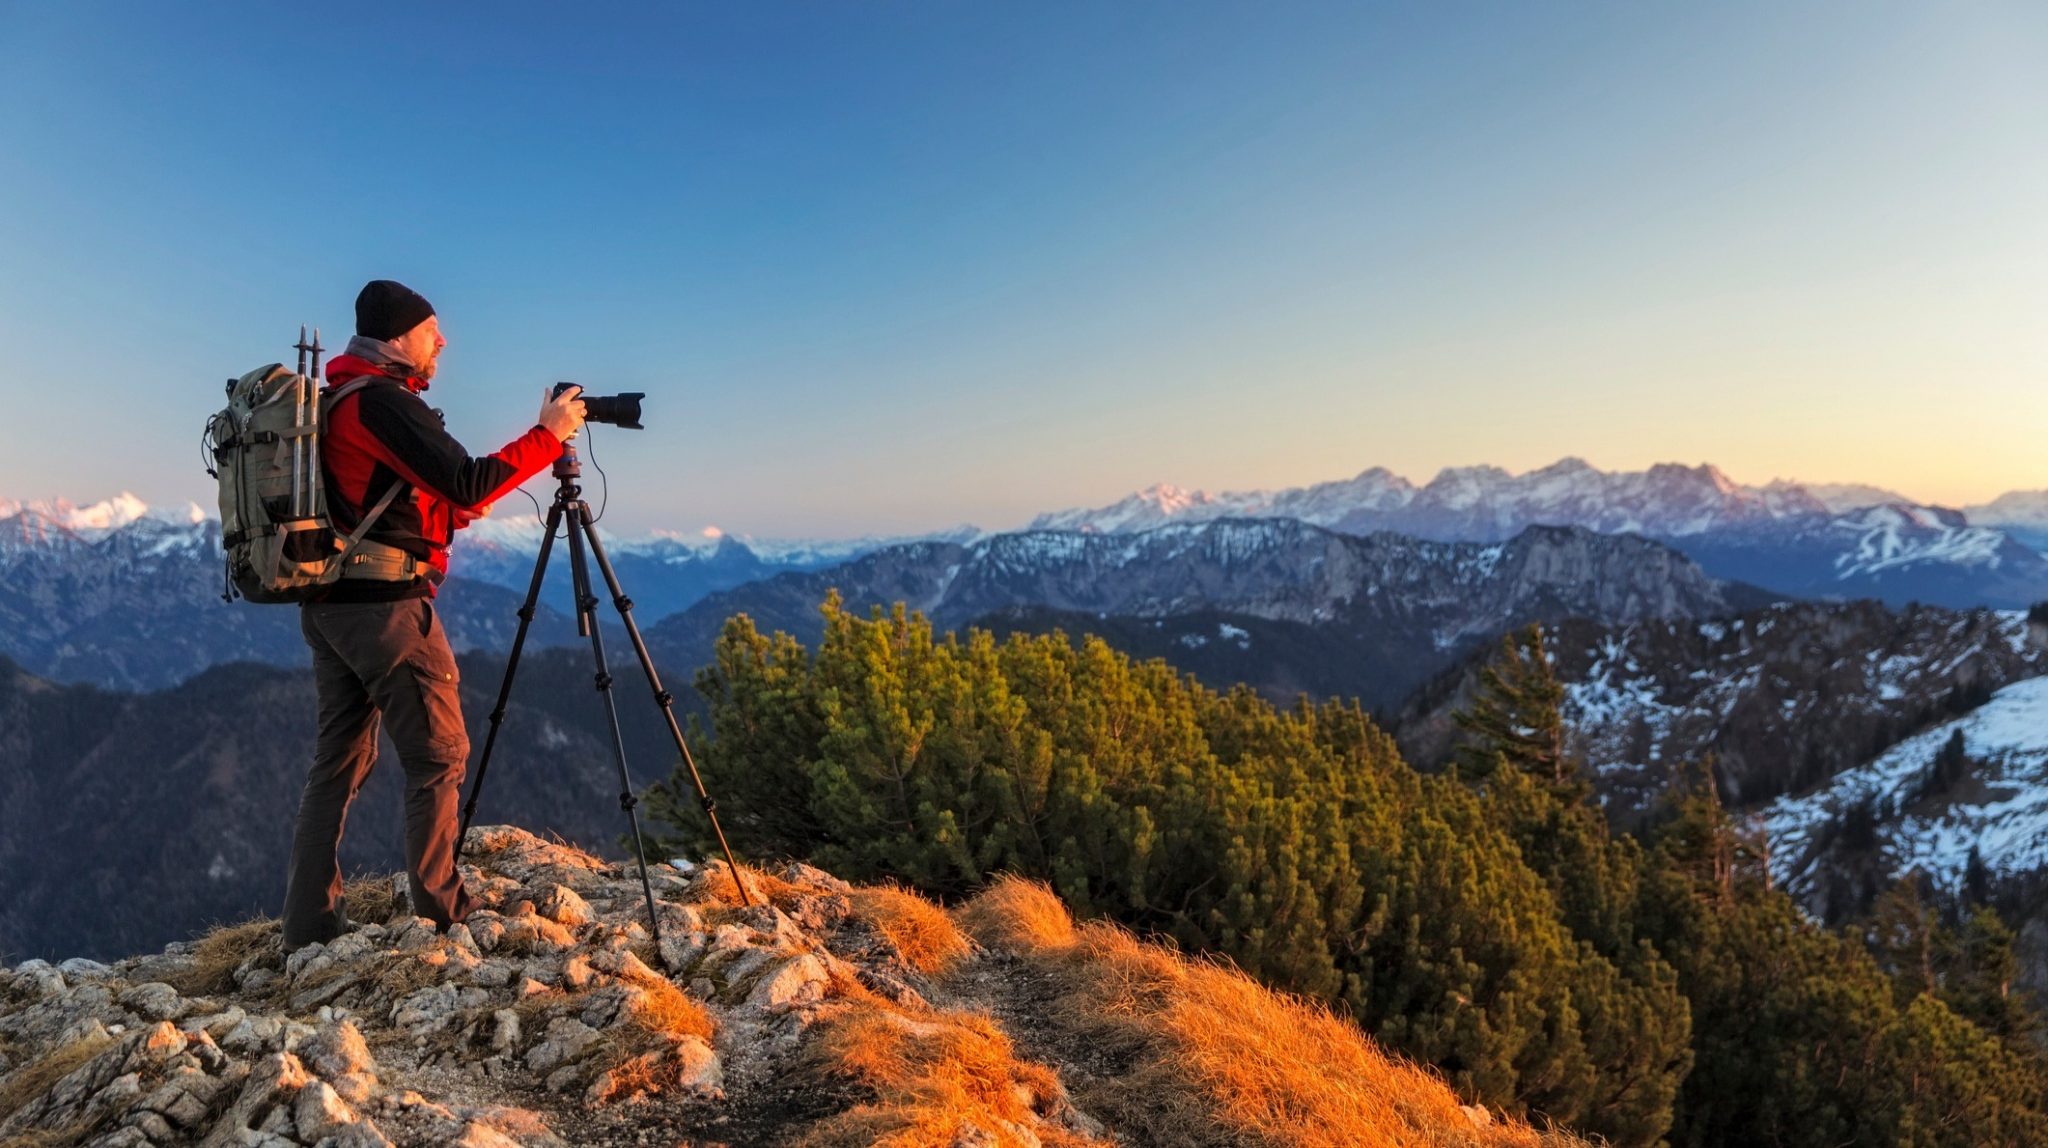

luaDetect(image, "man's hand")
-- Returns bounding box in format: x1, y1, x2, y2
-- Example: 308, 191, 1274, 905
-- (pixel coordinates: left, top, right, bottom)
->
451, 500, 492, 530
539, 386, 587, 442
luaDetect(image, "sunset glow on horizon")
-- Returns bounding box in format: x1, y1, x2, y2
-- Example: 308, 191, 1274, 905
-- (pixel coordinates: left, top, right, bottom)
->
2, 2, 2043, 536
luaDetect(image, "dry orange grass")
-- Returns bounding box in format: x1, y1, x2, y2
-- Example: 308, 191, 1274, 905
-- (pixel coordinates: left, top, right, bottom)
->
616, 960, 717, 1043
585, 1048, 672, 1105
952, 874, 1077, 954
796, 1000, 1111, 1148
848, 883, 974, 976
565, 954, 720, 1104
955, 879, 1591, 1148
696, 861, 813, 909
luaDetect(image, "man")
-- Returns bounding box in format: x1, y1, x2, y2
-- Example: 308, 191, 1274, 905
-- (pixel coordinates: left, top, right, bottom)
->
281, 279, 587, 950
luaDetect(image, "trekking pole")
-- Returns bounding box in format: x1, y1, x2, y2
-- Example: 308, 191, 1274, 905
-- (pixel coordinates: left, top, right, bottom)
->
292, 326, 311, 516
308, 329, 323, 511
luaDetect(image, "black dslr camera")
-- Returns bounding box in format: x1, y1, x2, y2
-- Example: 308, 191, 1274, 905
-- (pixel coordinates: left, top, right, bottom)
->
552, 382, 645, 430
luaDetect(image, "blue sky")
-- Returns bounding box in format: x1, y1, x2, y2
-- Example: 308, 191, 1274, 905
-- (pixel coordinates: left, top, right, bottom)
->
2, 2, 2044, 535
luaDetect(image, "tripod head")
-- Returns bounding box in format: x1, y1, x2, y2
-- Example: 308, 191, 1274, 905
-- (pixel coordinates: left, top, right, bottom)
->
553, 441, 582, 484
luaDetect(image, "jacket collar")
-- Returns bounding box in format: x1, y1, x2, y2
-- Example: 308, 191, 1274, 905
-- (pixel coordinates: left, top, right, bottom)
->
327, 335, 430, 394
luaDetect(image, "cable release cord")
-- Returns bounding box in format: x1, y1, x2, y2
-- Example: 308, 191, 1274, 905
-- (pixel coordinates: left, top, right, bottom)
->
585, 422, 609, 524
514, 423, 607, 533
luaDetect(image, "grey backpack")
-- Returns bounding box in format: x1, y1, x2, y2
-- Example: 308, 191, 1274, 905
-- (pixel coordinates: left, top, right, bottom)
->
204, 332, 401, 603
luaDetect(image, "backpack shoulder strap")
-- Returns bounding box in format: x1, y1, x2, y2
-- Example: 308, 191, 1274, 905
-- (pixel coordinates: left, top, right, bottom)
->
337, 484, 405, 560
320, 375, 406, 555
321, 375, 381, 408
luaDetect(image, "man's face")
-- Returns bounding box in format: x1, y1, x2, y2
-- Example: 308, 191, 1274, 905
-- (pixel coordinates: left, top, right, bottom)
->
393, 314, 446, 380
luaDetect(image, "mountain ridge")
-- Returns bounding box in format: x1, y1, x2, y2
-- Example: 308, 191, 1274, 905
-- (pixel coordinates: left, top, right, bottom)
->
1025, 459, 2048, 608
644, 517, 1777, 711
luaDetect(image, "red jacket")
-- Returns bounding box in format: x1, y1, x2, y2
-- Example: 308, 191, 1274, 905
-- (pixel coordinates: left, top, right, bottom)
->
319, 336, 561, 598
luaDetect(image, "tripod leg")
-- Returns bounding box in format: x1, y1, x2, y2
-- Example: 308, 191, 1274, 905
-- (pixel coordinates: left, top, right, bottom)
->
575, 506, 753, 907
563, 507, 672, 951
456, 498, 565, 860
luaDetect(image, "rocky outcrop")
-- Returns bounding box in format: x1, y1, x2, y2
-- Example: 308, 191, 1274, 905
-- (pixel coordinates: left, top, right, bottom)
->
0, 826, 1094, 1147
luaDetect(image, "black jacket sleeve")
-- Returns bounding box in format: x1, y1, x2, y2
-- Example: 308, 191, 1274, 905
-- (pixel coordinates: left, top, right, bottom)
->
354, 386, 557, 510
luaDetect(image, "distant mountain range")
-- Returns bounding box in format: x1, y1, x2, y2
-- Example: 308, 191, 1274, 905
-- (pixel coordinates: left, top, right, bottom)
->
9, 457, 2048, 690
452, 513, 981, 622
1029, 458, 2048, 609
0, 502, 576, 691
0, 495, 968, 690
0, 515, 1772, 961
642, 518, 1776, 711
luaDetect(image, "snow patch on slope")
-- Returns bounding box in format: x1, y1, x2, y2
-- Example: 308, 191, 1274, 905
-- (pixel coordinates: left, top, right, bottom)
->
1829, 505, 2010, 576
1765, 674, 2048, 893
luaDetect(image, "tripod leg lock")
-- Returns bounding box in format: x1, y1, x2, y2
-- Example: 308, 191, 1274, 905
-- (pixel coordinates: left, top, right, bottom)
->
620, 792, 639, 812
654, 689, 675, 707
516, 606, 535, 622
594, 672, 614, 692
613, 594, 635, 613
700, 795, 717, 813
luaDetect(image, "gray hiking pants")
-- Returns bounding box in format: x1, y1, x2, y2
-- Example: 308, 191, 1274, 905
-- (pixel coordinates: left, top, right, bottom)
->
283, 596, 477, 947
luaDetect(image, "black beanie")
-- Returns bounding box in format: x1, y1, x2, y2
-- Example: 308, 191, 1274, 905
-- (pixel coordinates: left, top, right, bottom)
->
355, 279, 436, 341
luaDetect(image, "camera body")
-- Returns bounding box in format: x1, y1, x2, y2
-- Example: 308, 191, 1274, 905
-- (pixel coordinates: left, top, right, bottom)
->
553, 382, 645, 429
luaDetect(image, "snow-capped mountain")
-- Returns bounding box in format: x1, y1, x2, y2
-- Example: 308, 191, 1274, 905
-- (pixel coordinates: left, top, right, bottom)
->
456, 515, 982, 570
1777, 479, 1915, 515
1032, 459, 1834, 538
646, 517, 1775, 710
1965, 489, 2048, 553
1034, 460, 2048, 609
1025, 467, 1418, 534
0, 492, 180, 539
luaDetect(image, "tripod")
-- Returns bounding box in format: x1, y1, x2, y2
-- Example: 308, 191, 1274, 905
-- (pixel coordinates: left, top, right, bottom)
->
455, 443, 752, 961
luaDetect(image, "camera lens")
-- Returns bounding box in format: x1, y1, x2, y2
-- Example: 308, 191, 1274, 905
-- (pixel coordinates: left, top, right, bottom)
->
552, 383, 645, 430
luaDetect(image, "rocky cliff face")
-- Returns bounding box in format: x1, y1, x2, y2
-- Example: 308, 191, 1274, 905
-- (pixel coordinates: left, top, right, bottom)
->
0, 826, 1576, 1148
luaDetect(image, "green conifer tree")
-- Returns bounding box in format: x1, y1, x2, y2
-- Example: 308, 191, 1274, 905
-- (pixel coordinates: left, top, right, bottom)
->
1453, 624, 1579, 797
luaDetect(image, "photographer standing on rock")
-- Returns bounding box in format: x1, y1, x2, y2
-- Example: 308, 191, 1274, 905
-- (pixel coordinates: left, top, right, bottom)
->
282, 280, 588, 951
